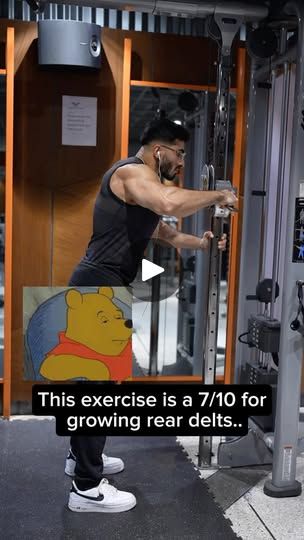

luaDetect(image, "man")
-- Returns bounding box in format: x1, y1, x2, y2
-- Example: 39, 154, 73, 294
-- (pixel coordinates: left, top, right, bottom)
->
66, 118, 237, 513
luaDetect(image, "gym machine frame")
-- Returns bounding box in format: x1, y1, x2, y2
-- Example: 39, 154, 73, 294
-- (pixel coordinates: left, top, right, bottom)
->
197, 5, 266, 466
214, 1, 304, 498
263, 0, 304, 497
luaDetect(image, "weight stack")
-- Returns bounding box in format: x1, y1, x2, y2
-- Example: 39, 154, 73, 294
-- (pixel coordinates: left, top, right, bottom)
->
240, 360, 277, 431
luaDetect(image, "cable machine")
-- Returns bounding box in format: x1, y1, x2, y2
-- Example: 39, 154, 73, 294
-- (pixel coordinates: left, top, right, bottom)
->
216, 1, 304, 498
197, 6, 250, 466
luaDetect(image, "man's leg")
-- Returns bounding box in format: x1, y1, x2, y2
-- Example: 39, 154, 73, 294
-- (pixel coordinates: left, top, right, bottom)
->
68, 434, 136, 513
70, 435, 106, 489
66, 275, 135, 511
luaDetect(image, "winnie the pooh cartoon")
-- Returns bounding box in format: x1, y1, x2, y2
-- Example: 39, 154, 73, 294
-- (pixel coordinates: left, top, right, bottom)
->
39, 287, 132, 381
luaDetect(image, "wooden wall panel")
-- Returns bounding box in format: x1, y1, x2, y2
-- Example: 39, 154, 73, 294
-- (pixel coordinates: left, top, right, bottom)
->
52, 181, 97, 285
3, 27, 14, 417
121, 38, 132, 158
0, 43, 5, 70
0, 21, 37, 73
130, 33, 218, 84
128, 31, 238, 87
14, 49, 112, 190
11, 25, 51, 409
11, 184, 51, 410
52, 28, 125, 285
5, 21, 126, 407
1, 20, 242, 408
102, 29, 126, 164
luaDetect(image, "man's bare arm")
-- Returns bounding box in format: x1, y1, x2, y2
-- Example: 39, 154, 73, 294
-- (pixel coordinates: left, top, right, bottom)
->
156, 222, 227, 251
118, 164, 237, 218
156, 221, 201, 249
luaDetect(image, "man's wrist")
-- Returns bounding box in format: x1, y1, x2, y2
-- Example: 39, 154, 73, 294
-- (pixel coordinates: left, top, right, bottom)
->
198, 237, 205, 250
215, 191, 225, 204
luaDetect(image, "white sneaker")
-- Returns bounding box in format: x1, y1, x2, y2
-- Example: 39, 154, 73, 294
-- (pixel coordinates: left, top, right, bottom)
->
65, 449, 124, 477
68, 478, 136, 513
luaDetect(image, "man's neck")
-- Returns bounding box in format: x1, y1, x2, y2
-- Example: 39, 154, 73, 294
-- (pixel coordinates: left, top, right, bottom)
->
136, 147, 158, 174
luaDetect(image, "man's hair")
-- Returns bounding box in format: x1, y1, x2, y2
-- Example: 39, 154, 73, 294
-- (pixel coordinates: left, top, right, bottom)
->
140, 118, 190, 146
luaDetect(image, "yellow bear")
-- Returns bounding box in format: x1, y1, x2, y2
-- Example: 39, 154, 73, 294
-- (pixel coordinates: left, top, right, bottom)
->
39, 287, 132, 381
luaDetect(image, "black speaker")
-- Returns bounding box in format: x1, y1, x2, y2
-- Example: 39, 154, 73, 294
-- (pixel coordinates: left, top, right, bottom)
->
247, 27, 278, 60
38, 20, 101, 69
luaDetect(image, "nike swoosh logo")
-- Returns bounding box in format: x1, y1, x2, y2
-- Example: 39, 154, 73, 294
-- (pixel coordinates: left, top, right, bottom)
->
71, 485, 104, 501
75, 492, 104, 501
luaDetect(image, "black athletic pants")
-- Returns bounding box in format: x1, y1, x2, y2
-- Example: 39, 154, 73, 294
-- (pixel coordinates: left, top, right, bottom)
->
70, 434, 106, 490
68, 263, 126, 490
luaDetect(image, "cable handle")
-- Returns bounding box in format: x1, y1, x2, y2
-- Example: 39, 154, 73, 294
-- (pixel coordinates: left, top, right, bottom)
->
214, 179, 238, 218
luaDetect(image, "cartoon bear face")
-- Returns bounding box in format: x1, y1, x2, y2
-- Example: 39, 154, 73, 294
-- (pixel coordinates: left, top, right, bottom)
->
65, 287, 132, 356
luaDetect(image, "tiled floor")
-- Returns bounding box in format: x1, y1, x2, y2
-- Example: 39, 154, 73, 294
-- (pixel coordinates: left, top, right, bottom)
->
132, 285, 304, 539
178, 435, 304, 540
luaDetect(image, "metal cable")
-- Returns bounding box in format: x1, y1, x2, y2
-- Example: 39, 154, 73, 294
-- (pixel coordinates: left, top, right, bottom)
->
259, 60, 272, 283
274, 64, 290, 295
270, 59, 291, 319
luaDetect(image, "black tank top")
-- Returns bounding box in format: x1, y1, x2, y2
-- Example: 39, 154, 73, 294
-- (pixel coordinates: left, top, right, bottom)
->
80, 157, 160, 284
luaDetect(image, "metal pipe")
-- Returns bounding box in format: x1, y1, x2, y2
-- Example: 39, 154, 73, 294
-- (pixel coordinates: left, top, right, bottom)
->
38, 0, 268, 20
224, 90, 231, 180
149, 243, 161, 375
261, 68, 275, 282
193, 92, 210, 376
254, 46, 297, 81
270, 30, 290, 320
270, 62, 290, 319
279, 26, 288, 55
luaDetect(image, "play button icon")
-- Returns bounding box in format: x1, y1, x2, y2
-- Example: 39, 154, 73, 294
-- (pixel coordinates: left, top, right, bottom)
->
131, 238, 184, 302
142, 259, 164, 281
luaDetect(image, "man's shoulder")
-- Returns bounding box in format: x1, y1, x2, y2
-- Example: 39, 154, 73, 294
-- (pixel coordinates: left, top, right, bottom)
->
115, 161, 153, 181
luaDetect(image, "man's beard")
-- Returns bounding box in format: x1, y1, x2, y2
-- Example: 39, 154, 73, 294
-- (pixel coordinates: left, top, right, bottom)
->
160, 161, 177, 181
162, 170, 176, 181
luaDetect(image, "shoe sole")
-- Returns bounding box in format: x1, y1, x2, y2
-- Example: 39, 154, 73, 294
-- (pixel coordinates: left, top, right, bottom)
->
103, 463, 125, 475
68, 499, 136, 513
65, 463, 124, 477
